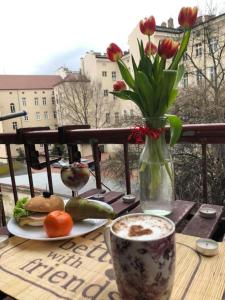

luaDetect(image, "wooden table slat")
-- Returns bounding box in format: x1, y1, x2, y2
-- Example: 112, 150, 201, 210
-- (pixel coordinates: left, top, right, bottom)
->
111, 198, 140, 216
182, 204, 224, 238
100, 191, 124, 204
79, 188, 105, 198
169, 200, 196, 225
128, 200, 196, 225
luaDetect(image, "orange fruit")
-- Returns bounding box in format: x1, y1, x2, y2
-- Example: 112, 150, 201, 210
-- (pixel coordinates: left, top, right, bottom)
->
44, 210, 73, 238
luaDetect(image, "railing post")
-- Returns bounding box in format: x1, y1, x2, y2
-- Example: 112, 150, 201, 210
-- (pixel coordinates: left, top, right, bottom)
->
201, 142, 208, 203
123, 143, 131, 194
5, 144, 18, 203
44, 144, 54, 195
92, 143, 102, 189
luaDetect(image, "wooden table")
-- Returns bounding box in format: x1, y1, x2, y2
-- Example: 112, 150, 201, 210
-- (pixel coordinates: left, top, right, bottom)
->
83, 188, 224, 239
0, 188, 225, 300
1, 187, 224, 239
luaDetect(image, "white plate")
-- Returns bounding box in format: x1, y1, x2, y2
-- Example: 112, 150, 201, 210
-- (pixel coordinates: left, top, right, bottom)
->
7, 200, 111, 241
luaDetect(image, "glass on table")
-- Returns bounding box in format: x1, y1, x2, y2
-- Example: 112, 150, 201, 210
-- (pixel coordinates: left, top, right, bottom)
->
60, 162, 90, 197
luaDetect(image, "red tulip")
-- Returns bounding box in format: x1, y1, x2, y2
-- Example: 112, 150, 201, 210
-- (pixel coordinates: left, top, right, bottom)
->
158, 38, 179, 59
178, 7, 198, 29
107, 43, 123, 62
139, 16, 156, 36
113, 80, 126, 92
145, 41, 157, 56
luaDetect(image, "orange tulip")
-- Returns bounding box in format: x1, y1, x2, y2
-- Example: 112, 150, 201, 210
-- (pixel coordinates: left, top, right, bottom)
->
178, 7, 198, 29
107, 43, 123, 62
113, 80, 126, 92
158, 38, 179, 59
145, 41, 157, 56
139, 16, 156, 36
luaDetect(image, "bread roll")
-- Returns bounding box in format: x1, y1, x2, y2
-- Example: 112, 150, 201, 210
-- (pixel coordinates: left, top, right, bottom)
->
24, 195, 64, 212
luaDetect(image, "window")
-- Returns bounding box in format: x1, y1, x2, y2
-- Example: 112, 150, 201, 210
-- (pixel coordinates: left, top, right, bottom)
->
34, 91, 37, 94
24, 115, 28, 121
42, 97, 47, 105
10, 103, 15, 113
195, 43, 202, 57
182, 73, 188, 88
34, 98, 38, 106
44, 111, 48, 120
183, 52, 188, 61
40, 144, 44, 147
22, 91, 24, 94
36, 112, 41, 120
210, 38, 218, 52
103, 90, 108, 97
102, 71, 107, 77
115, 112, 119, 124
52, 90, 54, 95
12, 122, 17, 130
196, 70, 203, 85
112, 71, 116, 81
42, 91, 45, 94
52, 97, 55, 104
209, 66, 216, 83
9, 91, 12, 94
22, 98, 26, 106
53, 111, 57, 119
105, 113, 110, 124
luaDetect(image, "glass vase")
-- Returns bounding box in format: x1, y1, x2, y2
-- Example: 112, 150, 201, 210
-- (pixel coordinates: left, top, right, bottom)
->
139, 117, 174, 216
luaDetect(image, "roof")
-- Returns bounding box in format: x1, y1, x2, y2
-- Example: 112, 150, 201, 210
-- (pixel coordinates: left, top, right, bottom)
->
54, 73, 90, 86
0, 75, 62, 90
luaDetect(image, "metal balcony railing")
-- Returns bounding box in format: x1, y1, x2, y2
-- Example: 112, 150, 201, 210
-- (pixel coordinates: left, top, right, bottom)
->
1, 123, 225, 210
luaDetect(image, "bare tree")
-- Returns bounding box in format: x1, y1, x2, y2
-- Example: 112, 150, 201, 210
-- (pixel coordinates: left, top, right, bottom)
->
183, 12, 225, 119
56, 74, 108, 128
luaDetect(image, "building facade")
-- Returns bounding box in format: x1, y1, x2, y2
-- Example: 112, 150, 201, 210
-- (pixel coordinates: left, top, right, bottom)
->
80, 51, 138, 127
0, 75, 61, 161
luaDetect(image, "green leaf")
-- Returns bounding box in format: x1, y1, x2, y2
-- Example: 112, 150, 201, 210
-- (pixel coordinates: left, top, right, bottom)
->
169, 30, 191, 70
174, 64, 185, 89
165, 114, 182, 146
137, 39, 145, 58
167, 89, 178, 108
110, 90, 138, 102
110, 90, 145, 115
135, 71, 154, 114
117, 60, 135, 90
155, 70, 177, 115
131, 55, 138, 76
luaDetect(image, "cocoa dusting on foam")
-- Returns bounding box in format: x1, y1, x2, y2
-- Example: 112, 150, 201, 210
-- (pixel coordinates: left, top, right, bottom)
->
113, 215, 173, 240
128, 225, 153, 237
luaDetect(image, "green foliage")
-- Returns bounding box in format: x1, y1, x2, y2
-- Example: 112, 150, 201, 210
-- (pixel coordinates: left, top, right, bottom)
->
0, 161, 24, 176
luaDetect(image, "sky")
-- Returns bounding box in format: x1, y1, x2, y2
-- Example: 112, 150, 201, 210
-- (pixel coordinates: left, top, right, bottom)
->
0, 0, 225, 75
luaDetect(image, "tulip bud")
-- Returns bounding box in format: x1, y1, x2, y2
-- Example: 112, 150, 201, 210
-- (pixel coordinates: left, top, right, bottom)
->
139, 16, 156, 36
145, 41, 157, 56
158, 38, 179, 59
178, 7, 198, 29
107, 43, 123, 62
113, 81, 127, 92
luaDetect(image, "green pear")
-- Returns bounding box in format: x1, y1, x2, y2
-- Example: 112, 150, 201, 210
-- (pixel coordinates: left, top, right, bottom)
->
65, 197, 116, 221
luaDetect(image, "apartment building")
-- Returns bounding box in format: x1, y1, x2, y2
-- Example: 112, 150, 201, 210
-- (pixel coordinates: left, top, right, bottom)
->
80, 51, 137, 126
0, 75, 61, 160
